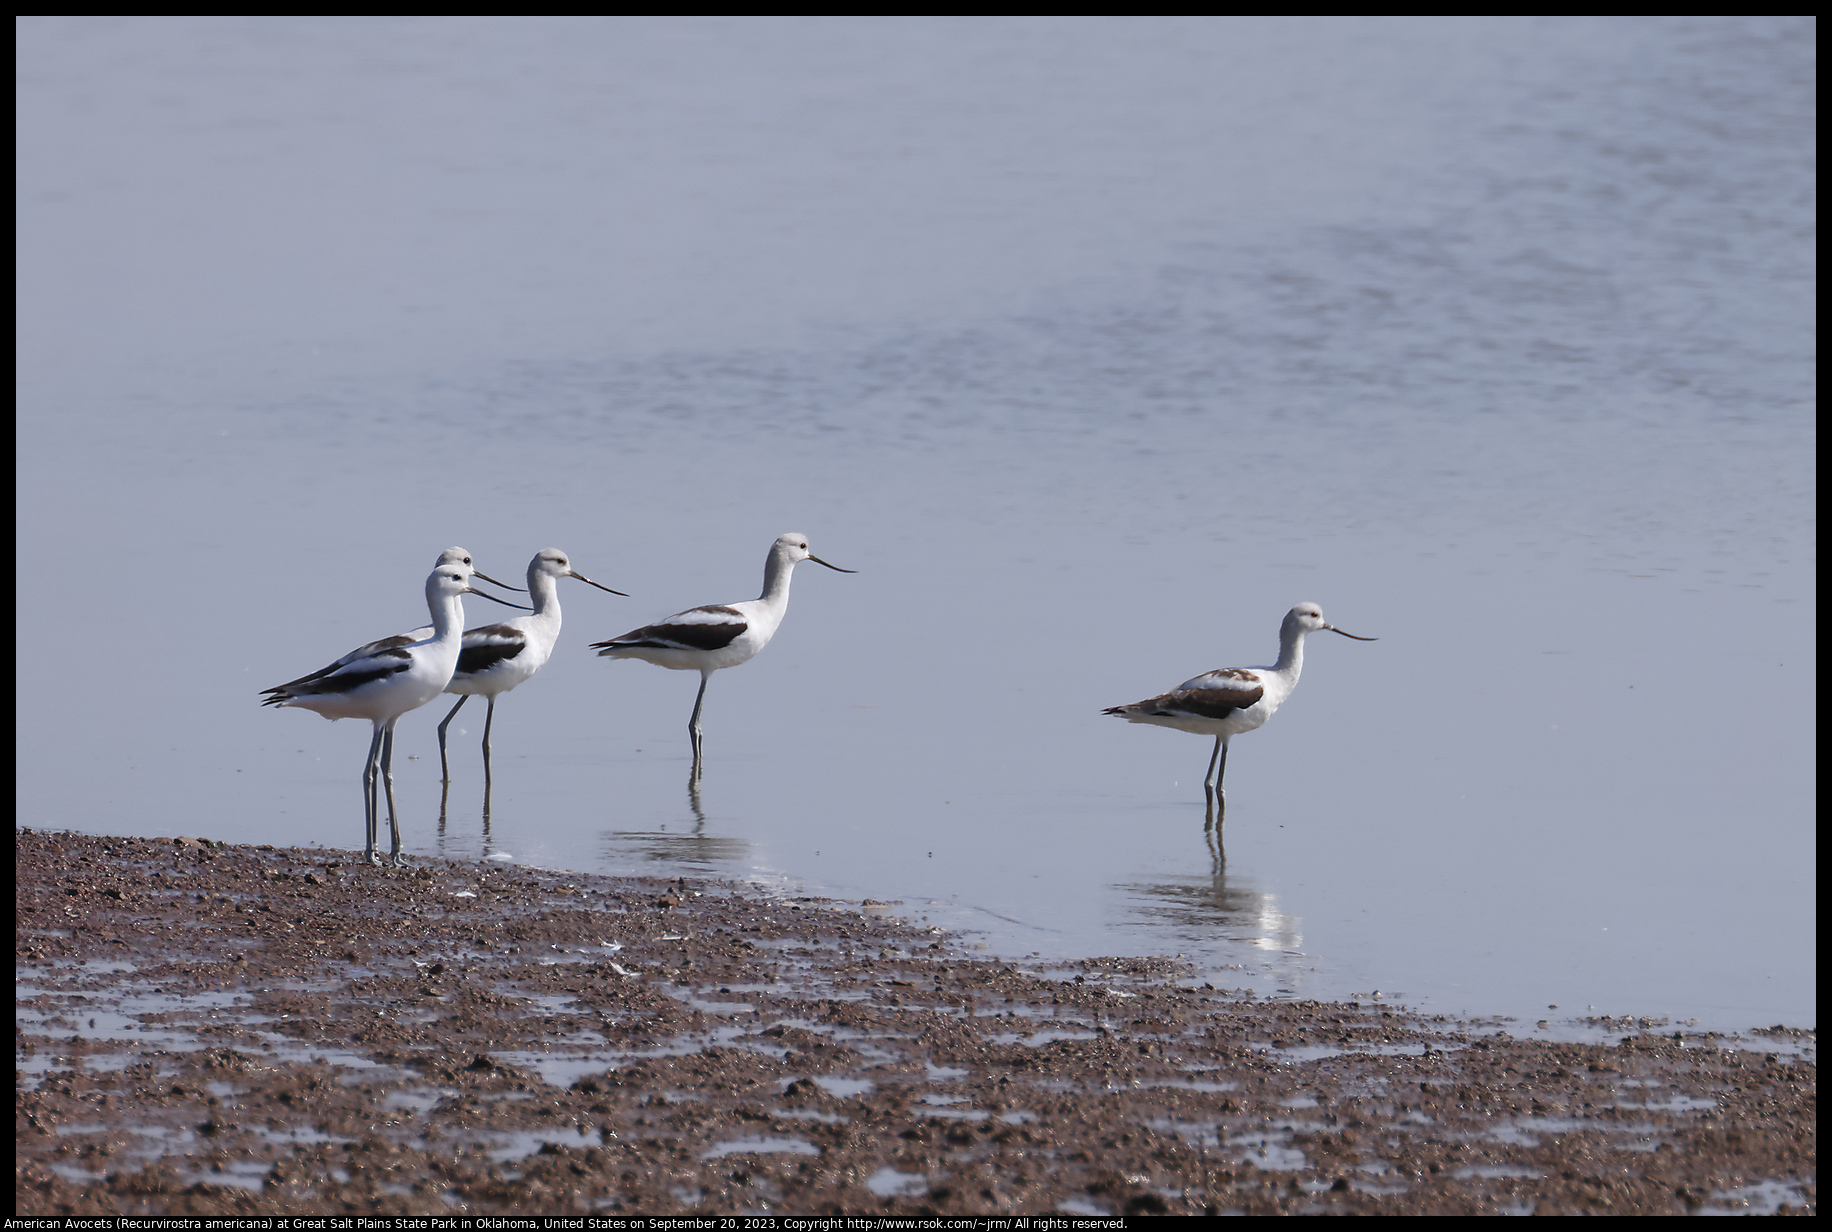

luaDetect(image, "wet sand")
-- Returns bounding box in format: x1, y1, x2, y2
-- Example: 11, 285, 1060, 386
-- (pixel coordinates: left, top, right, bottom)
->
15, 829, 1815, 1215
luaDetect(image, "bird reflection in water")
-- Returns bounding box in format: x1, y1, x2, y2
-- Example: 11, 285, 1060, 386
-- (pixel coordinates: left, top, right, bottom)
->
1119, 811, 1302, 959
436, 774, 492, 830
435, 776, 499, 858
602, 814, 750, 873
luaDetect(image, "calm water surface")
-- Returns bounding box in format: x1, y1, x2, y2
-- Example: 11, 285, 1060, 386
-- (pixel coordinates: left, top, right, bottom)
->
17, 17, 1814, 1034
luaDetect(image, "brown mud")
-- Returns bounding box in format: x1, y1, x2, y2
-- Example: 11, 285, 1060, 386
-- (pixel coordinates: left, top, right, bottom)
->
15, 829, 1815, 1215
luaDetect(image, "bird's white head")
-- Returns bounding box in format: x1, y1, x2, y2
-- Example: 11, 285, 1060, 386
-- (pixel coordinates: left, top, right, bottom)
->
429, 562, 482, 599
531, 547, 628, 595
435, 546, 521, 592
428, 564, 479, 605
1284, 602, 1377, 641
773, 532, 857, 574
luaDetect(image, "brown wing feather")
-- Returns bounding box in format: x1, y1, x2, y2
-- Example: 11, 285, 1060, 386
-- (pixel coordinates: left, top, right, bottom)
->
1103, 671, 1264, 721
1155, 683, 1263, 720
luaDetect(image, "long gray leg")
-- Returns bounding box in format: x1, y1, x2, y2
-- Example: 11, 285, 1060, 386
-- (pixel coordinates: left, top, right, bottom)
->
381, 721, 403, 866
687, 671, 710, 770
481, 696, 497, 787
436, 695, 469, 782
481, 697, 497, 822
362, 724, 386, 864
1204, 737, 1230, 826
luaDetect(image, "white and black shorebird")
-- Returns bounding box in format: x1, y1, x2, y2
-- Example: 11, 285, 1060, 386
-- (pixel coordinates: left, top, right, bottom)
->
260, 560, 527, 866
591, 532, 855, 771
435, 548, 626, 783
1103, 603, 1376, 805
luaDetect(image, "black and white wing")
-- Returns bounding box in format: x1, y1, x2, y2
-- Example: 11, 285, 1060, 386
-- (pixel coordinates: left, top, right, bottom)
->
452, 623, 529, 679
261, 630, 426, 695
261, 646, 415, 706
592, 605, 749, 655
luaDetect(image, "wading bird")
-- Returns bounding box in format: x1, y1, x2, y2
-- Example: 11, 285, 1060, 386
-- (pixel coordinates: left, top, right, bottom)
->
261, 561, 525, 865
436, 548, 626, 783
1103, 602, 1375, 809
591, 533, 854, 773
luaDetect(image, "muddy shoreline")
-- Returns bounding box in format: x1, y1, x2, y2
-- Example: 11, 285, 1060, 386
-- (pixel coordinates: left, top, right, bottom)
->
15, 829, 1814, 1215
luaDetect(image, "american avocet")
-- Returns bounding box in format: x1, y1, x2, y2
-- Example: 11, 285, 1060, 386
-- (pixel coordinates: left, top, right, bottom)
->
1103, 603, 1376, 806
590, 532, 855, 771
436, 548, 627, 783
261, 561, 526, 866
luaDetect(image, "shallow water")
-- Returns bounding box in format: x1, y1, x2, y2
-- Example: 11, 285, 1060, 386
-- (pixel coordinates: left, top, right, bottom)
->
17, 17, 1814, 1034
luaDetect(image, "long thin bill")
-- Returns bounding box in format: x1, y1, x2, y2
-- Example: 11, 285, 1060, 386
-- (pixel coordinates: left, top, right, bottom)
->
470, 569, 526, 592
468, 587, 533, 611
569, 570, 630, 597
